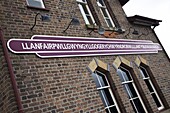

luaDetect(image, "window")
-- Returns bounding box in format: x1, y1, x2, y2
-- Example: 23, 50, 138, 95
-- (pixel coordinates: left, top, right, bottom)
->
26, 0, 45, 8
92, 70, 120, 113
117, 66, 147, 113
139, 66, 164, 110
76, 0, 95, 25
97, 0, 115, 28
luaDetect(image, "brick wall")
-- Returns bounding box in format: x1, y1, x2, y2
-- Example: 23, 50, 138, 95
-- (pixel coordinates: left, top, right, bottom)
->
0, 0, 170, 113
0, 43, 18, 113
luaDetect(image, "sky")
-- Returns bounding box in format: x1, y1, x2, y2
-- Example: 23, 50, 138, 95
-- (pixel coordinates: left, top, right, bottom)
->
123, 0, 170, 58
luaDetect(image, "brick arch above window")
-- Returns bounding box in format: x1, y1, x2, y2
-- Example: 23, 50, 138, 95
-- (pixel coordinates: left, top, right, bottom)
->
135, 56, 149, 67
112, 56, 132, 70
87, 58, 109, 73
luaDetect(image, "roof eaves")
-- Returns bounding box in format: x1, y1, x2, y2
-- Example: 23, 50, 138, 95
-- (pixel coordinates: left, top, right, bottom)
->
119, 0, 129, 6
127, 15, 162, 27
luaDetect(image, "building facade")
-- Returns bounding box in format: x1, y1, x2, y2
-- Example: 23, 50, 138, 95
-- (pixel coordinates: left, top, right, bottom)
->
0, 0, 170, 113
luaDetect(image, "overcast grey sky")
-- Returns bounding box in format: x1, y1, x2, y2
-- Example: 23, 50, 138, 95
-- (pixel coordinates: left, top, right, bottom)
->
123, 0, 170, 58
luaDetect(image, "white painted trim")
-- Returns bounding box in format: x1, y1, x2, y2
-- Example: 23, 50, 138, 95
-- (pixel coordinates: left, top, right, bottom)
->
140, 66, 164, 110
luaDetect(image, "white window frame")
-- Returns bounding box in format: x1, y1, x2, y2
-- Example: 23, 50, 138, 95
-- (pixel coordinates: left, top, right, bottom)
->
93, 70, 121, 113
76, 0, 95, 25
97, 0, 115, 28
26, 0, 45, 8
139, 66, 164, 110
117, 66, 148, 113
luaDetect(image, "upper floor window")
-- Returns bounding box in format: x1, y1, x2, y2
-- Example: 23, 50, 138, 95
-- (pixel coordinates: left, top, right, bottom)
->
92, 70, 120, 113
117, 66, 147, 113
139, 66, 164, 110
76, 0, 95, 25
97, 0, 115, 28
26, 0, 45, 8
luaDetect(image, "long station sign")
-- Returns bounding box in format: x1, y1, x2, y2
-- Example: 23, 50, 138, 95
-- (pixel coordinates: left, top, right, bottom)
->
7, 35, 162, 58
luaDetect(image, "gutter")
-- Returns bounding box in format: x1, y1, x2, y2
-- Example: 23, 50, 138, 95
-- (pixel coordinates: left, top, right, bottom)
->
0, 29, 24, 113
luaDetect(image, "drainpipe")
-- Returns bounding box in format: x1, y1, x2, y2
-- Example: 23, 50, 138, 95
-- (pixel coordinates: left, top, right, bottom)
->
0, 28, 24, 113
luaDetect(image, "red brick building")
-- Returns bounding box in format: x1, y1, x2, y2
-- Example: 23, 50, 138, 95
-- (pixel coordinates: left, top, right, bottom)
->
0, 0, 170, 113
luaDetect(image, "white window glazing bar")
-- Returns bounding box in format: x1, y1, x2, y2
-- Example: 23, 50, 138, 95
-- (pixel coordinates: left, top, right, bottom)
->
129, 97, 139, 101
140, 66, 164, 110
131, 100, 139, 113
121, 80, 133, 84
132, 79, 148, 113
77, 0, 95, 25
85, 4, 95, 24
143, 77, 150, 80
119, 69, 133, 98
100, 89, 109, 108
120, 69, 139, 112
78, 4, 90, 25
97, 0, 115, 27
97, 86, 110, 90
105, 104, 116, 109
120, 69, 140, 112
119, 66, 148, 113
94, 71, 109, 108
95, 70, 109, 87
104, 9, 115, 27
149, 80, 164, 110
150, 92, 155, 95
94, 70, 121, 113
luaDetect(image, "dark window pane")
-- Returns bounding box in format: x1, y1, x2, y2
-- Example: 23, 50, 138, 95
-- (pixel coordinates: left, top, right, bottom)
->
87, 16, 93, 25
104, 89, 115, 106
96, 71, 108, 87
144, 79, 154, 92
101, 8, 108, 17
133, 98, 146, 113
130, 100, 138, 113
106, 19, 113, 28
110, 106, 119, 113
106, 109, 109, 113
106, 107, 118, 113
99, 89, 114, 107
82, 4, 89, 14
92, 73, 100, 88
124, 83, 137, 98
98, 0, 105, 6
151, 93, 161, 107
140, 67, 148, 78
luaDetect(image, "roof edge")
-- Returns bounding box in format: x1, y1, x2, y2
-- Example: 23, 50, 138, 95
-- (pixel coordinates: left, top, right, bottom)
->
119, 0, 129, 6
127, 15, 162, 27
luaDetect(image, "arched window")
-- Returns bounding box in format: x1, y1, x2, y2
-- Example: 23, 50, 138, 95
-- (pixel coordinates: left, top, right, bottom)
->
113, 56, 148, 113
135, 56, 167, 110
88, 58, 121, 113
117, 66, 146, 113
139, 65, 164, 110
